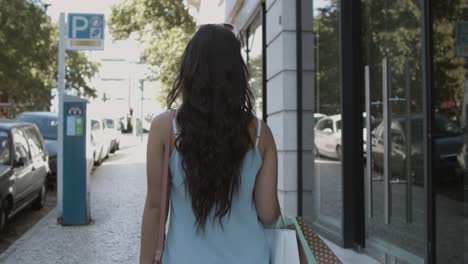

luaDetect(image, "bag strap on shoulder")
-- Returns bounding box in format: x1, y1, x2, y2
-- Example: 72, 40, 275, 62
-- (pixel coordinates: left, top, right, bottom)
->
154, 109, 175, 264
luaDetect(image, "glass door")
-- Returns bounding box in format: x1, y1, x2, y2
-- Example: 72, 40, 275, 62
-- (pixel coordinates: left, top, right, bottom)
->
307, 0, 344, 244
431, 1, 467, 263
362, 0, 426, 263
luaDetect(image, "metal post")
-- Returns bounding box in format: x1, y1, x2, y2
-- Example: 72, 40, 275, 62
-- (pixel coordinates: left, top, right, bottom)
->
405, 60, 413, 223
57, 13, 66, 217
316, 22, 320, 113
128, 72, 131, 109
296, 0, 303, 216
383, 58, 391, 225
261, 2, 267, 122
140, 80, 144, 142
365, 65, 373, 218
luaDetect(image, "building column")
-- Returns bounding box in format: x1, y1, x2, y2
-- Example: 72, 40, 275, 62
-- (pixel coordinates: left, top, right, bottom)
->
265, 0, 314, 217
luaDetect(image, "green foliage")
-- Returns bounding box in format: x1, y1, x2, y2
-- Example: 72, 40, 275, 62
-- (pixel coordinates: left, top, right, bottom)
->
65, 49, 100, 98
314, 3, 340, 115
315, 0, 466, 118
144, 27, 192, 104
109, 0, 195, 108
248, 55, 263, 99
0, 0, 99, 113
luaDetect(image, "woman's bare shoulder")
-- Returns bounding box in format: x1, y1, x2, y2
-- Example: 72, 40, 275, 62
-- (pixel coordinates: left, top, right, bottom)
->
148, 111, 172, 144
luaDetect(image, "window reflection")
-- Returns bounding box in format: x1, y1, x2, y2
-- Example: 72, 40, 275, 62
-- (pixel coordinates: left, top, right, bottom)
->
307, 0, 343, 241
432, 2, 468, 263
243, 13, 263, 118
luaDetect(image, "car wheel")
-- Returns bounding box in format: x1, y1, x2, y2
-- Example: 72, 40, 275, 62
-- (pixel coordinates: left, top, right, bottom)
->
371, 155, 381, 172
336, 145, 342, 160
32, 182, 47, 210
0, 200, 7, 232
110, 144, 116, 154
314, 145, 319, 157
95, 154, 102, 166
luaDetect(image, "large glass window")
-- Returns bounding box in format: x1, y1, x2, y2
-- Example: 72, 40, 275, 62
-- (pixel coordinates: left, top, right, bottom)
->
362, 0, 426, 262
307, 0, 344, 243
17, 114, 58, 140
242, 12, 264, 118
432, 2, 467, 263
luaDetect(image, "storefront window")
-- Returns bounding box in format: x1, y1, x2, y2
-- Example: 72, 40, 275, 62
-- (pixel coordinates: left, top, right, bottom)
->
242, 12, 263, 118
432, 2, 467, 263
308, 0, 344, 242
362, 0, 427, 262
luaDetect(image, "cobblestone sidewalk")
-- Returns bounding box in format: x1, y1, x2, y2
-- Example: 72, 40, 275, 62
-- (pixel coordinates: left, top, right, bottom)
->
0, 136, 147, 264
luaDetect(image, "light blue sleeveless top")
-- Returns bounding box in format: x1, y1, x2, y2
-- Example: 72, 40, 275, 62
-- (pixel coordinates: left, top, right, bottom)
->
162, 118, 270, 264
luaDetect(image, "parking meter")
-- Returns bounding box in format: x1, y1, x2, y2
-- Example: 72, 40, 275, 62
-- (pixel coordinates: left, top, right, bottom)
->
61, 95, 92, 225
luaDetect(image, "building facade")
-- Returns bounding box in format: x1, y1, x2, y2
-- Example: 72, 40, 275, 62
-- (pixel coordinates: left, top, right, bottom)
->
225, 0, 468, 263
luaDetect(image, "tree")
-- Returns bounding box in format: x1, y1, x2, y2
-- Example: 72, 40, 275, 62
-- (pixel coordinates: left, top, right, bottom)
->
314, 2, 341, 115
109, 0, 195, 107
315, 0, 466, 120
0, 0, 99, 114
64, 49, 100, 98
248, 55, 263, 99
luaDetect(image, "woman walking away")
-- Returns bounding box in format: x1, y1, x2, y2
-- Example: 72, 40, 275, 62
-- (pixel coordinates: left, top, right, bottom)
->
140, 24, 280, 264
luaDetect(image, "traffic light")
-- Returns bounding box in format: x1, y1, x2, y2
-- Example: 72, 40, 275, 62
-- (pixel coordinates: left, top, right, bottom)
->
129, 107, 133, 116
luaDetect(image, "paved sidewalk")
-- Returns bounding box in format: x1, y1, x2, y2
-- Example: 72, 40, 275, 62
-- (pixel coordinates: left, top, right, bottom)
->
0, 136, 147, 264
0, 133, 380, 264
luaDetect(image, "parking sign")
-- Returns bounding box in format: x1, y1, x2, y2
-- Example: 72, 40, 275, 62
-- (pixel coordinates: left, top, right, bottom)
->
67, 13, 105, 50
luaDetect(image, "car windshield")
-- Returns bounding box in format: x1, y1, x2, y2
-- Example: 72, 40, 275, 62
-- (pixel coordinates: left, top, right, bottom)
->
0, 130, 10, 165
17, 114, 57, 140
104, 119, 115, 129
91, 120, 100, 131
399, 115, 462, 141
434, 115, 463, 136
395, 119, 423, 143
336, 117, 368, 131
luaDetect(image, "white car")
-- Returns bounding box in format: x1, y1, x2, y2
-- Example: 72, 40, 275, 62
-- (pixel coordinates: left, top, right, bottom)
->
102, 118, 120, 154
314, 113, 327, 126
90, 118, 111, 165
314, 113, 371, 160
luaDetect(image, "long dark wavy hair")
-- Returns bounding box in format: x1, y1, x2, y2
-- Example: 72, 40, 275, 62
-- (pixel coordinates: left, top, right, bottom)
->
167, 24, 255, 231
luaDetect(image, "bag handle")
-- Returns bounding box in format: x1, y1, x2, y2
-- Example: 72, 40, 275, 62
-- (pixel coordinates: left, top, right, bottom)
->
153, 109, 176, 264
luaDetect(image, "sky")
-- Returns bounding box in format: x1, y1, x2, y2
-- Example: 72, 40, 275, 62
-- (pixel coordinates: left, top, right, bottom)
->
44, 0, 331, 115
46, 0, 119, 21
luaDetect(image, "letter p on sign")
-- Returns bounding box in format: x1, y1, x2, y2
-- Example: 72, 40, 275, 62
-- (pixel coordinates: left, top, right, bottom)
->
72, 16, 88, 39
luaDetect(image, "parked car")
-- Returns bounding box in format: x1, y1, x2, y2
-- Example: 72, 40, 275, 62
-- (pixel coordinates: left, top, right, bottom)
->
102, 118, 120, 154
90, 118, 109, 166
16, 112, 58, 181
314, 113, 371, 160
371, 114, 464, 183
0, 121, 49, 231
314, 113, 327, 125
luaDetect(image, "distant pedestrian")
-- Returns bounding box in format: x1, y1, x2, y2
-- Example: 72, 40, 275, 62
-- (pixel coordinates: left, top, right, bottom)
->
140, 24, 280, 264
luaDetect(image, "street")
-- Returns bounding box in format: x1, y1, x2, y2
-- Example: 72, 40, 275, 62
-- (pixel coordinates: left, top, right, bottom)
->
0, 135, 146, 264
0, 191, 56, 255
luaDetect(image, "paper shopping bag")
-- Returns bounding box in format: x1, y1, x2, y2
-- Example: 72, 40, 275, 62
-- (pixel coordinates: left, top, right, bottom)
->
265, 228, 301, 264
